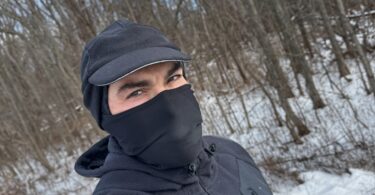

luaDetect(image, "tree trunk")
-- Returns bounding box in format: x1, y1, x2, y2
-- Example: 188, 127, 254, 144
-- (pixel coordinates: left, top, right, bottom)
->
243, 0, 310, 143
317, 0, 351, 78
245, 0, 295, 98
270, 0, 326, 109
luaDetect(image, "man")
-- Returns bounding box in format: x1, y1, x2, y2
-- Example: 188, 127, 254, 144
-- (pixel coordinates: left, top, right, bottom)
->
75, 19, 273, 195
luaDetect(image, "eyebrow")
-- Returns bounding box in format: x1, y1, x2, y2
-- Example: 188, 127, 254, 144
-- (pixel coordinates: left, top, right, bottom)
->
117, 80, 150, 95
165, 62, 182, 81
116, 62, 182, 95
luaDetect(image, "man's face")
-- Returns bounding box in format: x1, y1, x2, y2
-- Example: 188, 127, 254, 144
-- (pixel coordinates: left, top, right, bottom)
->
108, 61, 188, 115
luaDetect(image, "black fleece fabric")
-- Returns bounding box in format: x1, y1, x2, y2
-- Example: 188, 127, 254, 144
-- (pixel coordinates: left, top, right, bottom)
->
75, 135, 273, 195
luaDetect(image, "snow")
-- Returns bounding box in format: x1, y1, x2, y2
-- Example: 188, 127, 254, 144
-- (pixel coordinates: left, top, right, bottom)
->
274, 169, 375, 195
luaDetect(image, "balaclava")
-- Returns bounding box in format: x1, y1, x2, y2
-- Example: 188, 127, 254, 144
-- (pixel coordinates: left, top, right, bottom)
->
101, 82, 203, 169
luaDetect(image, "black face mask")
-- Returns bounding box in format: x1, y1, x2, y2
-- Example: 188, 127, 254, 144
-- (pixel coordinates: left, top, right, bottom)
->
101, 84, 203, 169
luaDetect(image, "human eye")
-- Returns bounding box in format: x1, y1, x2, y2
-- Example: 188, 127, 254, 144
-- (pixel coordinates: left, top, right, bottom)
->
126, 89, 144, 99
167, 74, 182, 83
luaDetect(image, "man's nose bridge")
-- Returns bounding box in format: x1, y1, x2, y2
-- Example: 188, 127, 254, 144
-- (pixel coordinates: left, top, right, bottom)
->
152, 80, 168, 97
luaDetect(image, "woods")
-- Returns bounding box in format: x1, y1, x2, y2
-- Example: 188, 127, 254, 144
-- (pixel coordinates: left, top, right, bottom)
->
0, 0, 374, 193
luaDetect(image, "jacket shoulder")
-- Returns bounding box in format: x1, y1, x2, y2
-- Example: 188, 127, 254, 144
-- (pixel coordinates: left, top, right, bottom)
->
203, 136, 273, 195
203, 135, 256, 166
94, 187, 151, 195
93, 170, 152, 195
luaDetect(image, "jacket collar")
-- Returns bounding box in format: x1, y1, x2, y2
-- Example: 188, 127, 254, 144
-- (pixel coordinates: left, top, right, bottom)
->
75, 135, 217, 192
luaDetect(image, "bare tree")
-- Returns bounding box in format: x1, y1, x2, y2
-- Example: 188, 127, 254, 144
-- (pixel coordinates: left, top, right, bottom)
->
336, 0, 375, 96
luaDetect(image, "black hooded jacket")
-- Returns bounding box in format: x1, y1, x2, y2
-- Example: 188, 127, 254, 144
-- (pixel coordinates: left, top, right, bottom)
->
75, 135, 273, 195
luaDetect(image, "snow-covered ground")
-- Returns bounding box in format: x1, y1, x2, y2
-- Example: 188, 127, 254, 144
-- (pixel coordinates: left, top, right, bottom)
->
275, 169, 375, 195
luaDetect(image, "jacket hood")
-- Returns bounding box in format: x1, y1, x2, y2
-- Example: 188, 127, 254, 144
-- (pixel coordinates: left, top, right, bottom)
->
74, 135, 110, 178
74, 135, 216, 192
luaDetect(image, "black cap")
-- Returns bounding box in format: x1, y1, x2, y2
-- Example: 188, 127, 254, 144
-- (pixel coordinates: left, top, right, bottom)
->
80, 19, 191, 87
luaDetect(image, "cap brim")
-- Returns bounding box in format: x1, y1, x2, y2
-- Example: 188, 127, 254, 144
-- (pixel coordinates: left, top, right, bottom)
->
88, 47, 191, 86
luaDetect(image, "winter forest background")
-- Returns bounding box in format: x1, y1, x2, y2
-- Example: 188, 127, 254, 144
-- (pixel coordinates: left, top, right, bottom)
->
0, 0, 375, 194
